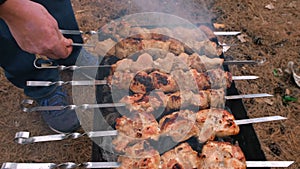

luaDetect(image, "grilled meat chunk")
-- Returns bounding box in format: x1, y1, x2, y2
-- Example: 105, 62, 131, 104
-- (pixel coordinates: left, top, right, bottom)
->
119, 89, 225, 112
199, 141, 246, 169
159, 110, 198, 142
117, 141, 161, 169
195, 109, 240, 143
119, 91, 167, 114
129, 71, 153, 94
159, 109, 239, 143
113, 112, 160, 152
150, 71, 179, 93
161, 143, 200, 169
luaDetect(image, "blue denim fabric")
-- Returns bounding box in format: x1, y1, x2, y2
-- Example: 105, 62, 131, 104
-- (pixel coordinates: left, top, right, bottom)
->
0, 0, 83, 99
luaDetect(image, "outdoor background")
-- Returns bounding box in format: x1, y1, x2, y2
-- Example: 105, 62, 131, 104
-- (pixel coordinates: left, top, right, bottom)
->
0, 0, 299, 168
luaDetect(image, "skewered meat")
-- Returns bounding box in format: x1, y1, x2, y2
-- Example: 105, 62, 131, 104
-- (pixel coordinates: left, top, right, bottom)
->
188, 53, 223, 71
113, 107, 239, 152
160, 143, 200, 169
159, 109, 239, 143
111, 52, 224, 73
119, 91, 167, 114
150, 71, 179, 93
195, 109, 239, 143
198, 141, 246, 169
141, 39, 171, 51
115, 39, 143, 59
169, 39, 185, 55
199, 25, 217, 40
109, 69, 231, 94
129, 71, 153, 94
113, 112, 160, 152
160, 141, 246, 169
159, 110, 199, 142
117, 141, 161, 169
119, 89, 225, 112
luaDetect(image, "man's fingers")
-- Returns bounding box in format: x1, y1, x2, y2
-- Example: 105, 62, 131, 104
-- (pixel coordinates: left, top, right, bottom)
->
50, 38, 73, 59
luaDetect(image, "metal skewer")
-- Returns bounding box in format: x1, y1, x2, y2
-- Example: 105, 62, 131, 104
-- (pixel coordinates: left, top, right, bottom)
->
33, 58, 262, 71
1, 161, 294, 169
20, 93, 272, 112
26, 80, 107, 87
20, 99, 125, 113
60, 29, 241, 36
14, 116, 286, 144
26, 75, 258, 87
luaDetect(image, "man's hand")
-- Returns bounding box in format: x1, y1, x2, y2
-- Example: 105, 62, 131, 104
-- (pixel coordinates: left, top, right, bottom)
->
0, 0, 73, 59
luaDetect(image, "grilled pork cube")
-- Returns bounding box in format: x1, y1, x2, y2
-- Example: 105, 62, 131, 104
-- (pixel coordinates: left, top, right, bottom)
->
141, 39, 171, 51
161, 143, 200, 169
115, 39, 143, 59
168, 39, 185, 55
199, 141, 246, 169
130, 71, 153, 94
188, 53, 224, 71
195, 109, 240, 143
117, 141, 161, 169
113, 112, 160, 152
159, 110, 198, 142
119, 91, 167, 114
150, 71, 179, 93
159, 109, 239, 143
207, 69, 232, 89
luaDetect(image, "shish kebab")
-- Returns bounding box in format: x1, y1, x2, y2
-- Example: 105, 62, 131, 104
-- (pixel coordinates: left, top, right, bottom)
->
60, 29, 241, 36
14, 109, 286, 145
26, 68, 257, 88
3, 141, 294, 169
112, 109, 285, 152
21, 91, 272, 113
32, 51, 259, 71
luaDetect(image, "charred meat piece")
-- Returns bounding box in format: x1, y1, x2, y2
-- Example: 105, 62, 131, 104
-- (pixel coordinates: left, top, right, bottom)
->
119, 91, 167, 114
130, 71, 153, 94
150, 71, 179, 93
199, 141, 246, 169
117, 141, 161, 169
195, 109, 240, 143
120, 89, 225, 111
113, 112, 160, 152
160, 143, 200, 169
166, 90, 210, 110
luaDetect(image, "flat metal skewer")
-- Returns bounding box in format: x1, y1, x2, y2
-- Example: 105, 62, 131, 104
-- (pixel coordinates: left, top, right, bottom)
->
20, 93, 272, 112
60, 29, 241, 36
1, 161, 294, 169
26, 80, 107, 87
20, 99, 125, 113
14, 116, 286, 144
26, 76, 258, 87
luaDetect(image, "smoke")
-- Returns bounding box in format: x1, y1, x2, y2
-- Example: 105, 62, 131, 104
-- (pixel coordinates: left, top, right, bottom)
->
130, 0, 214, 24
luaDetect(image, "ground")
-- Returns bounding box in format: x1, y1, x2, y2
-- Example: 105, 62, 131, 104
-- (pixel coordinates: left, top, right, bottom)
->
0, 0, 299, 168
